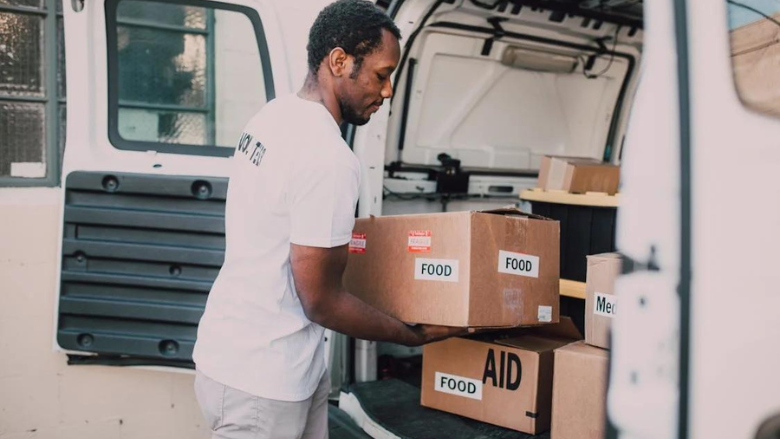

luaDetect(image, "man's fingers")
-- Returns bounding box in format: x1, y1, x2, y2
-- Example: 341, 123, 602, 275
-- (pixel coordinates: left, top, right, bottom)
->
418, 324, 468, 344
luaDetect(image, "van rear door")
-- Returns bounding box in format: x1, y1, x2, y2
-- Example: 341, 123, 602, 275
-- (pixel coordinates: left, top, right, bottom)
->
57, 0, 294, 367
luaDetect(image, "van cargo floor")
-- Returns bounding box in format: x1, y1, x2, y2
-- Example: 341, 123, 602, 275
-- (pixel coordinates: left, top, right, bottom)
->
339, 379, 549, 439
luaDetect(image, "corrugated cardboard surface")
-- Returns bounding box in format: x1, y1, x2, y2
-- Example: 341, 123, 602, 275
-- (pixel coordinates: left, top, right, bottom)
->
537, 156, 599, 191
551, 341, 609, 439
343, 208, 560, 327
344, 212, 472, 326
421, 318, 582, 434
466, 211, 560, 327
584, 253, 621, 349
564, 162, 620, 195
537, 156, 619, 195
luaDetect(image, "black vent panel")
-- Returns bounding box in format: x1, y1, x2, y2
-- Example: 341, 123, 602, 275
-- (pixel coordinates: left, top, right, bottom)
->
58, 171, 228, 366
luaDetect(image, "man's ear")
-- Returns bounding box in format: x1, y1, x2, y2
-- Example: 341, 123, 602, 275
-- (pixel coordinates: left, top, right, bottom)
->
328, 47, 353, 78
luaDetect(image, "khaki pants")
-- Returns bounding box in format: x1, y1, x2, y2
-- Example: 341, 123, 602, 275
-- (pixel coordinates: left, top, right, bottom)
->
194, 370, 330, 439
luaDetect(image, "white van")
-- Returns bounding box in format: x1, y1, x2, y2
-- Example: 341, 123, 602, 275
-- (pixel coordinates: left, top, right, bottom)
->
1, 0, 778, 438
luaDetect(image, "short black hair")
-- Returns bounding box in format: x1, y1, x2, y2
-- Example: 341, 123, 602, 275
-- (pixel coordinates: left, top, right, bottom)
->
307, 0, 402, 75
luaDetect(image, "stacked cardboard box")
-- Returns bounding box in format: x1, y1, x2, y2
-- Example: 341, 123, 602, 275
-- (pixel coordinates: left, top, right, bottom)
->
525, 155, 620, 284
343, 207, 572, 434
343, 207, 561, 328
550, 252, 621, 438
421, 317, 582, 434
584, 253, 622, 349
342, 203, 625, 436
551, 341, 610, 439
414, 253, 622, 436
537, 155, 620, 195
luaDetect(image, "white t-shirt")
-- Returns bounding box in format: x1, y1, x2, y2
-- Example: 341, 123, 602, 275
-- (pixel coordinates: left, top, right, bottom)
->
193, 94, 360, 401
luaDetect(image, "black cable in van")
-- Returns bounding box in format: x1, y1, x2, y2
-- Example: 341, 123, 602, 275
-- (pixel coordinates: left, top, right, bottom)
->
581, 25, 622, 79
397, 58, 416, 158
727, 0, 780, 28
391, 0, 449, 108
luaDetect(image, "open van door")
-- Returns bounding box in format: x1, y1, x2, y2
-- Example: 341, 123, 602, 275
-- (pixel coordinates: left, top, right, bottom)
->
56, 0, 301, 367
683, 0, 780, 437
607, 1, 780, 438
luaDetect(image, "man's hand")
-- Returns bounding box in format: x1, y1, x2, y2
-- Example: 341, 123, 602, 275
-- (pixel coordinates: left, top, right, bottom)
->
405, 324, 469, 347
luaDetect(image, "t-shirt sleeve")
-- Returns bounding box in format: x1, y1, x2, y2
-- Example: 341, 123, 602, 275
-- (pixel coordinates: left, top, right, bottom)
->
289, 155, 359, 248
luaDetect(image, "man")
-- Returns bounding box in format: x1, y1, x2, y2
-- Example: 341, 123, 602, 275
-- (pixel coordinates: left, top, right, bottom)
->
192, 1, 463, 438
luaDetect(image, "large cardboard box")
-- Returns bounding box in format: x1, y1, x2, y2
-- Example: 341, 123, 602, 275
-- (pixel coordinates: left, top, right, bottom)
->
343, 208, 560, 328
421, 318, 582, 434
537, 156, 620, 195
551, 341, 609, 439
585, 253, 622, 349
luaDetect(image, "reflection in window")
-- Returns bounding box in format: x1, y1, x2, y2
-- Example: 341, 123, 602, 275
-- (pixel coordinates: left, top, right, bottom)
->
115, 0, 267, 149
727, 0, 780, 117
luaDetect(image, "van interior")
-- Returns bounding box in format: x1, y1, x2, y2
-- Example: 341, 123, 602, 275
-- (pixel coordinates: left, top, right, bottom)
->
361, 0, 643, 387
55, 0, 646, 437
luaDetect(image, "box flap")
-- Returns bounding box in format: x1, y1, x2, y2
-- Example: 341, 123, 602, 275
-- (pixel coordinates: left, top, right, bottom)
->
465, 322, 550, 334
494, 334, 573, 353
528, 316, 582, 340
587, 252, 622, 261
587, 252, 622, 268
565, 158, 613, 167
476, 205, 553, 221
544, 155, 603, 166
489, 316, 582, 347
554, 340, 609, 359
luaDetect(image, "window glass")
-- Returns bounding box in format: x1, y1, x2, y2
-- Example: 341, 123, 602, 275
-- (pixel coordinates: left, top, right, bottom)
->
0, 0, 44, 9
0, 12, 44, 96
726, 0, 780, 117
0, 9, 47, 179
0, 102, 46, 177
113, 0, 268, 151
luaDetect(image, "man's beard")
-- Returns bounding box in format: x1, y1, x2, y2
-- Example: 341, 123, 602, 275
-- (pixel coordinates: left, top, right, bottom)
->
339, 98, 370, 126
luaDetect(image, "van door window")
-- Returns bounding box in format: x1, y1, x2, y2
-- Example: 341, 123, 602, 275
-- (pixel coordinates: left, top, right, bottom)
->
726, 0, 780, 118
106, 0, 273, 156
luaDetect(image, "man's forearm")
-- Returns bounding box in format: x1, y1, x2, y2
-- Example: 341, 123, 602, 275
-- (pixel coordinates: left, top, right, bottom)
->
308, 289, 421, 346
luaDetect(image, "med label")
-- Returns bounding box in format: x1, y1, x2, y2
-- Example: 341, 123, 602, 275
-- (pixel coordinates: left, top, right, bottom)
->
594, 292, 617, 318
498, 250, 540, 278
415, 258, 459, 282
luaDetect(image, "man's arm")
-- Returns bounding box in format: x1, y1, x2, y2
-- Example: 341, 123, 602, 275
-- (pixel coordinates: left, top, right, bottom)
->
290, 243, 464, 347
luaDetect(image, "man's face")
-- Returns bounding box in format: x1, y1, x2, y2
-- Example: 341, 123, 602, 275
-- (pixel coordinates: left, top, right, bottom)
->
336, 29, 401, 126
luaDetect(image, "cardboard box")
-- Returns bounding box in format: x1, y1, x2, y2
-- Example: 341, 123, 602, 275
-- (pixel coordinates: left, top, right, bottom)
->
585, 253, 622, 349
537, 156, 620, 195
551, 341, 609, 439
343, 207, 560, 327
421, 318, 582, 434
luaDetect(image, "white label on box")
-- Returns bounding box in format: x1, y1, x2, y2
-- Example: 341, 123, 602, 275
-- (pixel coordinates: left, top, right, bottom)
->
594, 292, 617, 317
538, 305, 552, 322
434, 372, 483, 400
415, 258, 459, 282
497, 250, 540, 278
